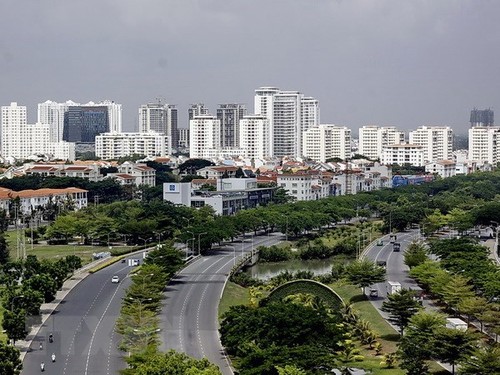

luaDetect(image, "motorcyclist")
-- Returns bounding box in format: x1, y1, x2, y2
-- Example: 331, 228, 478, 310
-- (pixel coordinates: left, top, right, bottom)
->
40, 362, 45, 372
48, 333, 53, 343
39, 342, 43, 350
51, 353, 56, 362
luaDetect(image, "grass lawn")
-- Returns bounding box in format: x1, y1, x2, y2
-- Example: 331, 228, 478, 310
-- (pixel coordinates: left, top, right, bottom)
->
5, 230, 131, 264
219, 281, 249, 319
0, 302, 6, 343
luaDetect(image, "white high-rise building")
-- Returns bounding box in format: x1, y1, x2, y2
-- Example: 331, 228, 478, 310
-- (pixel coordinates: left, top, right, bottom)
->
95, 132, 169, 159
38, 100, 79, 142
100, 100, 122, 133
2, 102, 27, 156
380, 144, 425, 166
254, 86, 319, 158
189, 115, 221, 159
2, 102, 75, 161
178, 128, 190, 149
38, 99, 122, 141
358, 126, 405, 160
468, 126, 500, 164
138, 102, 177, 142
303, 124, 351, 162
301, 97, 320, 133
409, 126, 453, 163
239, 115, 270, 160
217, 104, 247, 148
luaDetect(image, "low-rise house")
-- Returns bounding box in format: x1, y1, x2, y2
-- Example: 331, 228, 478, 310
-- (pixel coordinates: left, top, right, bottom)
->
425, 160, 456, 178
0, 187, 88, 215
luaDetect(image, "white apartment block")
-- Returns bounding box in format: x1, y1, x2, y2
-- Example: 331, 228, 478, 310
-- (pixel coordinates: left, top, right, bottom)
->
381, 144, 425, 166
302, 124, 351, 162
38, 100, 77, 142
277, 173, 313, 201
301, 97, 320, 133
468, 126, 500, 165
239, 115, 270, 159
358, 126, 405, 160
189, 115, 221, 159
2, 102, 75, 162
178, 128, 190, 148
425, 160, 456, 178
138, 102, 177, 139
254, 86, 319, 158
409, 126, 453, 163
95, 132, 170, 160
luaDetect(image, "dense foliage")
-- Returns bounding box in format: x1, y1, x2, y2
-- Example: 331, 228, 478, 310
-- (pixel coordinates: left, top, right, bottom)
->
220, 301, 346, 374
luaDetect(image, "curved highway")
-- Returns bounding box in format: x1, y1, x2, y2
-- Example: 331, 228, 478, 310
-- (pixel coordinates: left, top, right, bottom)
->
160, 232, 284, 375
21, 255, 142, 375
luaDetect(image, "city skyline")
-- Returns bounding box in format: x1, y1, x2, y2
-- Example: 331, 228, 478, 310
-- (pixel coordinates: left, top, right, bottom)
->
1, 1, 499, 134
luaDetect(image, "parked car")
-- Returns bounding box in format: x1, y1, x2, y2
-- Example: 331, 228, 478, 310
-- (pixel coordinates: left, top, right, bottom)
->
369, 288, 379, 298
111, 275, 120, 283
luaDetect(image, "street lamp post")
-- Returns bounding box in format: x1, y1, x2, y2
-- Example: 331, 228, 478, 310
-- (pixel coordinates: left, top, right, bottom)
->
11, 295, 24, 311
227, 245, 236, 266
491, 221, 498, 258
197, 232, 207, 255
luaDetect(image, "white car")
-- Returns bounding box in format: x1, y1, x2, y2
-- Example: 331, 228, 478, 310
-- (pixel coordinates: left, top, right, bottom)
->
111, 275, 120, 283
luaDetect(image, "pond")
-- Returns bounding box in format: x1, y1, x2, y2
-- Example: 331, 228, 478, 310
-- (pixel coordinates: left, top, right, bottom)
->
245, 258, 335, 280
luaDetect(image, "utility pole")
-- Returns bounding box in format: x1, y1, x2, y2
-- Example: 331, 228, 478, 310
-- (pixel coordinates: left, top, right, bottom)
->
14, 204, 26, 259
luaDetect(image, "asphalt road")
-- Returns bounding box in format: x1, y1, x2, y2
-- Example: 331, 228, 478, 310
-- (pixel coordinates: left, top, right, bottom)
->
363, 230, 437, 321
21, 254, 145, 375
160, 232, 284, 375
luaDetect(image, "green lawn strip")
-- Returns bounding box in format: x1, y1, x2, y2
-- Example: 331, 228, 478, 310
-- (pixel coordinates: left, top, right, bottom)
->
343, 356, 403, 375
332, 282, 449, 374
218, 281, 249, 319
331, 282, 400, 353
0, 301, 6, 343
5, 230, 132, 264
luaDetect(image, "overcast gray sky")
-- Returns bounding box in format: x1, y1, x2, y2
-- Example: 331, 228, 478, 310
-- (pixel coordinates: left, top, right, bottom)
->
1, 0, 499, 135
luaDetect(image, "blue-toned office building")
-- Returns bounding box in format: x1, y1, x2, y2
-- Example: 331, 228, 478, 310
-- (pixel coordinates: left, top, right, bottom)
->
63, 106, 109, 144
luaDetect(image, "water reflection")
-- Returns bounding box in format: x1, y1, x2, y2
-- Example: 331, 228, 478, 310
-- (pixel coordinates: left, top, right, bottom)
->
245, 258, 333, 280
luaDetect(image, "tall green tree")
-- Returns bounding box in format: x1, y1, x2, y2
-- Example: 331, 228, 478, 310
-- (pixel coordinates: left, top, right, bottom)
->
2, 309, 28, 344
122, 349, 221, 375
0, 234, 9, 264
432, 328, 476, 375
459, 345, 500, 375
344, 259, 385, 294
403, 241, 428, 269
441, 274, 475, 313
381, 289, 422, 335
0, 342, 22, 375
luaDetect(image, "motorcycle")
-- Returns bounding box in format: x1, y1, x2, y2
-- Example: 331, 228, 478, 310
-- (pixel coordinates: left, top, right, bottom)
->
40, 362, 45, 372
51, 353, 56, 363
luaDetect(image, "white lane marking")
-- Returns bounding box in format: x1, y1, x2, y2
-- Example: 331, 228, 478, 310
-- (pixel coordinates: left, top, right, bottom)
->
176, 256, 229, 353
84, 283, 123, 375
63, 279, 109, 375
196, 256, 235, 357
